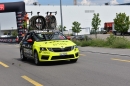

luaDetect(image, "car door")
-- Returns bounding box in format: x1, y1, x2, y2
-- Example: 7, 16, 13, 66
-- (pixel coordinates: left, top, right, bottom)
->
26, 33, 34, 58
22, 33, 32, 57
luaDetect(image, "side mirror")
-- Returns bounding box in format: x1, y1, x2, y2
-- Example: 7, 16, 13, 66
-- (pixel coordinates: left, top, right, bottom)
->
27, 39, 33, 43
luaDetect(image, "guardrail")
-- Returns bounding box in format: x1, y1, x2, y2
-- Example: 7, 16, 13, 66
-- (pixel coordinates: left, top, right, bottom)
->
0, 37, 18, 43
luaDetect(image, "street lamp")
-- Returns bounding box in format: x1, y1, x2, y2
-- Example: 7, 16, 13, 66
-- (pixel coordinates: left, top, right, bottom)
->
60, 0, 63, 33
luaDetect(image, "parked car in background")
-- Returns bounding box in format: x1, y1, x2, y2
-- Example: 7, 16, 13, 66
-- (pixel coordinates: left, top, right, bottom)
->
102, 30, 107, 34
72, 35, 86, 41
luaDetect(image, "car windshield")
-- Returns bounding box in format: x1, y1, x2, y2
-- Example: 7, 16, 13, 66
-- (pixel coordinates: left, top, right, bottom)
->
35, 32, 66, 41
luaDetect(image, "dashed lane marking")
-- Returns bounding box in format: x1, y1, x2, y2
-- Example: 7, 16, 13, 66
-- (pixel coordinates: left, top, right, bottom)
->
21, 75, 43, 86
0, 61, 9, 67
80, 54, 86, 56
111, 58, 130, 63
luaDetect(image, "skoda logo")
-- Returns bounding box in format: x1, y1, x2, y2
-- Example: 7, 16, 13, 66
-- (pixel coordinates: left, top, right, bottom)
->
61, 46, 64, 50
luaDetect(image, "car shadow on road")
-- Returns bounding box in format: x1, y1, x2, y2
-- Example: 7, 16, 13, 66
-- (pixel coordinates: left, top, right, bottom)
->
14, 58, 76, 66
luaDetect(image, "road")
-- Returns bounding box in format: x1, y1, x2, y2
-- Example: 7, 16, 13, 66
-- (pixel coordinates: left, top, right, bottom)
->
0, 43, 130, 86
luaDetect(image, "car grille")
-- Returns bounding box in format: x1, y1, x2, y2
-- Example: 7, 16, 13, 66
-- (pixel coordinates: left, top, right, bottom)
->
51, 55, 74, 60
51, 46, 72, 52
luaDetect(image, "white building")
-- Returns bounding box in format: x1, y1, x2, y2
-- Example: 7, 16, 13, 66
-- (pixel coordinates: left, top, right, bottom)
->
1, 5, 130, 35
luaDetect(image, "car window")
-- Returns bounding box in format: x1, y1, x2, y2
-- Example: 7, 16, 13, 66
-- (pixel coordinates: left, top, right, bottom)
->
34, 33, 46, 41
49, 32, 66, 40
32, 32, 67, 41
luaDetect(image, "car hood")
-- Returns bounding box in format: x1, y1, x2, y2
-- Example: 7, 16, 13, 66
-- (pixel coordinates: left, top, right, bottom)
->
35, 40, 76, 48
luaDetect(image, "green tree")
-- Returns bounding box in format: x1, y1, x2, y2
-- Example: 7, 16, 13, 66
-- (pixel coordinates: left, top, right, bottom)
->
11, 30, 18, 37
113, 13, 130, 37
23, 21, 27, 29
4, 32, 7, 35
72, 21, 81, 35
91, 13, 101, 38
58, 25, 66, 32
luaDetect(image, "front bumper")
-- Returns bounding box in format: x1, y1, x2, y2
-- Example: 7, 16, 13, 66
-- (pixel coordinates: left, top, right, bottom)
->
38, 48, 79, 62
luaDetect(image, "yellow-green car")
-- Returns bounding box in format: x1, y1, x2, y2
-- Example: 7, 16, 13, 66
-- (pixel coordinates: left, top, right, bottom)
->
19, 30, 79, 65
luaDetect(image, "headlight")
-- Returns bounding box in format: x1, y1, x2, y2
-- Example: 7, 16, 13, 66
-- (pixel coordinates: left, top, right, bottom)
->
71, 46, 74, 50
74, 45, 78, 48
40, 47, 47, 51
71, 45, 77, 50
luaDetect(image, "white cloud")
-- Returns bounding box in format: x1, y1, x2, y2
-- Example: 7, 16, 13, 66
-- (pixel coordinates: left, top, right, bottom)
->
124, 0, 130, 3
79, 0, 118, 5
23, 0, 38, 5
109, 0, 119, 4
81, 0, 91, 5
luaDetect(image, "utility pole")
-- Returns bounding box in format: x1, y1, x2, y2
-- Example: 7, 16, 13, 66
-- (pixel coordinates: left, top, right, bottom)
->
74, 0, 77, 5
60, 0, 63, 33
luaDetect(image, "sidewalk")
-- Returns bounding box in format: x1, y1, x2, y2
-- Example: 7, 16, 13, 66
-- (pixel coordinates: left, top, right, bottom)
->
78, 46, 130, 56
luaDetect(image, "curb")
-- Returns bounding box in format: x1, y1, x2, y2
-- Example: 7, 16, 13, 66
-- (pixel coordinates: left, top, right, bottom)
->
79, 50, 130, 57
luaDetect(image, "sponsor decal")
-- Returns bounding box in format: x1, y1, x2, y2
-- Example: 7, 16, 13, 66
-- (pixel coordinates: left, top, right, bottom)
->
53, 43, 67, 46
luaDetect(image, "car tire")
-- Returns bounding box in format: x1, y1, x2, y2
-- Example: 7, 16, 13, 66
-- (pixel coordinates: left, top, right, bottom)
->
34, 52, 40, 65
70, 59, 78, 63
20, 49, 27, 61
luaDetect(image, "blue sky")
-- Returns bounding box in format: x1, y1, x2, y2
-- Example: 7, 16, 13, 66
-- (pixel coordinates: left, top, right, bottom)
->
1, 0, 73, 5
0, 0, 129, 30
0, 0, 127, 5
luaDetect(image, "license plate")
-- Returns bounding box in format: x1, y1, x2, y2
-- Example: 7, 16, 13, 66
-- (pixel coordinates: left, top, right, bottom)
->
60, 53, 67, 56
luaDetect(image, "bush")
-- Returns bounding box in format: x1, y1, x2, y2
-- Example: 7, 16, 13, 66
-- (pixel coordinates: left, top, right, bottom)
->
74, 38, 107, 47
4, 32, 7, 35
12, 31, 18, 37
73, 40, 82, 46
110, 37, 130, 48
106, 34, 130, 48
106, 34, 116, 45
89, 39, 107, 47
80, 40, 91, 47
73, 34, 130, 49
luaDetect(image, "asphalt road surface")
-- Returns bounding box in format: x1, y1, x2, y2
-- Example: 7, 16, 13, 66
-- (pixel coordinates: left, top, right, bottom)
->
0, 43, 130, 86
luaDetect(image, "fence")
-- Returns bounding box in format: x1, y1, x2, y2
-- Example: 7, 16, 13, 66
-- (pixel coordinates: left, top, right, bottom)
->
0, 37, 18, 43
